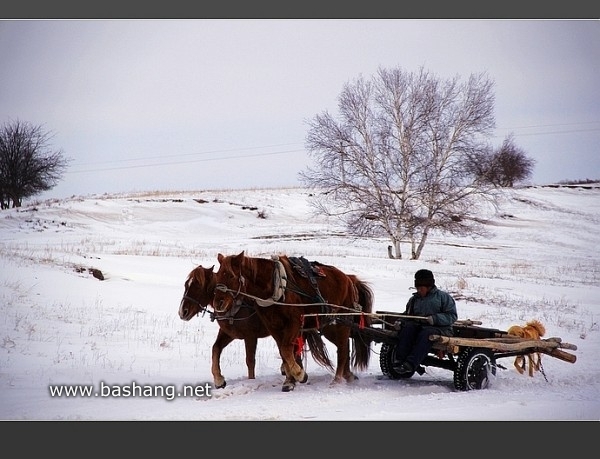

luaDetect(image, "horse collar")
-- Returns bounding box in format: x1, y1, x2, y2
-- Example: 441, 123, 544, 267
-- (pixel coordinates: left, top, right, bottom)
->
271, 255, 287, 302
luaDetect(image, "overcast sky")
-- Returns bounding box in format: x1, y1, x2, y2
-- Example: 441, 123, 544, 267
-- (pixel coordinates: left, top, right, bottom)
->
1, 19, 598, 199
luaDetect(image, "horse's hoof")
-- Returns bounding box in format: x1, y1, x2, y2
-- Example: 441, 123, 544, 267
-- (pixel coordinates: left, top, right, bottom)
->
282, 382, 295, 392
215, 381, 226, 389
299, 372, 308, 384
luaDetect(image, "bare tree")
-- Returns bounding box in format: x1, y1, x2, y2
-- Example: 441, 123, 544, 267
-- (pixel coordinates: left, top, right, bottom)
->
0, 119, 69, 209
465, 135, 535, 188
300, 66, 499, 260
488, 134, 535, 187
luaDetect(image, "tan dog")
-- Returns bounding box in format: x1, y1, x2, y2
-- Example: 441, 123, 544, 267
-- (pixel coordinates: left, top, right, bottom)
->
506, 320, 546, 377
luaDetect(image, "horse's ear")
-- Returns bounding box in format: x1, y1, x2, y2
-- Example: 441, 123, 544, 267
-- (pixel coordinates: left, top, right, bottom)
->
237, 250, 245, 257
209, 265, 215, 271
217, 253, 224, 263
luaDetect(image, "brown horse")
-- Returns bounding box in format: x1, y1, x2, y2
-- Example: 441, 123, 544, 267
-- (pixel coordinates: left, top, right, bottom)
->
213, 251, 374, 392
178, 264, 302, 389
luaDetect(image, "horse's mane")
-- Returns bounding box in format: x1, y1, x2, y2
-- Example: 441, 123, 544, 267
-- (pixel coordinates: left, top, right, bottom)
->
244, 254, 284, 288
187, 269, 197, 283
244, 255, 260, 282
190, 265, 215, 286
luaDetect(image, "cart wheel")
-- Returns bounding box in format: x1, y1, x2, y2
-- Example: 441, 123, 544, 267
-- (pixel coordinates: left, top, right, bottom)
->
379, 342, 415, 379
454, 347, 496, 391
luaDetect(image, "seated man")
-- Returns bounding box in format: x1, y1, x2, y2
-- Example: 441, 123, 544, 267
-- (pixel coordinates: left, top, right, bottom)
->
394, 269, 458, 375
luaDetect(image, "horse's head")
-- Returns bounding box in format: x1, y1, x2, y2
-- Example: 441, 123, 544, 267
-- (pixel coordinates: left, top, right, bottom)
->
179, 265, 216, 321
213, 251, 247, 314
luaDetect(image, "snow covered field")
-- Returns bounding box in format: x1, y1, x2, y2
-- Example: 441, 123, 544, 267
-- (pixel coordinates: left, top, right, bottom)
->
1, 184, 598, 420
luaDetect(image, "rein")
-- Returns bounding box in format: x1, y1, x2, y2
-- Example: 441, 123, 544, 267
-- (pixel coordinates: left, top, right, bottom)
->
212, 302, 259, 324
214, 284, 359, 311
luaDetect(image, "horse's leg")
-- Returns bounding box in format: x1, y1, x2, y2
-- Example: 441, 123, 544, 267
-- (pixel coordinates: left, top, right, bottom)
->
334, 330, 356, 384
243, 337, 258, 379
212, 329, 234, 389
257, 308, 307, 392
274, 334, 307, 392
294, 338, 304, 369
282, 335, 305, 374
283, 344, 308, 391
342, 330, 358, 382
279, 344, 304, 376
322, 325, 355, 384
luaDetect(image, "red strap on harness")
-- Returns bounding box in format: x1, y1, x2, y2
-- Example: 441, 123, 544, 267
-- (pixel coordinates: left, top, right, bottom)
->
295, 336, 304, 357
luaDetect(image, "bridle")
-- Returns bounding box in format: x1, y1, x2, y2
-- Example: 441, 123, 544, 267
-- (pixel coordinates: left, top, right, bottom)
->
214, 273, 246, 312
180, 293, 210, 315
215, 273, 245, 298
180, 276, 214, 318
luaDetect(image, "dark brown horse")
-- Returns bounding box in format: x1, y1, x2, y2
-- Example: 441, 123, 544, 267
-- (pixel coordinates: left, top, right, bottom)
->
213, 251, 374, 392
178, 264, 302, 389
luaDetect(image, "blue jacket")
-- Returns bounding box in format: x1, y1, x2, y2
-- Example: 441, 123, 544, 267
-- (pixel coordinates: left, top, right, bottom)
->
404, 286, 458, 335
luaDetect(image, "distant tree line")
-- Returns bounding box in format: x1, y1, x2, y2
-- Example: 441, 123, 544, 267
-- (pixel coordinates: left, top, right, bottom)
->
558, 178, 599, 185
0, 119, 69, 209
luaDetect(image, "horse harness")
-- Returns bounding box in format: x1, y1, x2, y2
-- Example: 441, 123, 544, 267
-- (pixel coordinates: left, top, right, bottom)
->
211, 302, 259, 325
214, 255, 359, 329
288, 256, 327, 304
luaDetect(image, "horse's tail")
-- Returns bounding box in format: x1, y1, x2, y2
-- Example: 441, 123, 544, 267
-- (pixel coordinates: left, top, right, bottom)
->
303, 331, 334, 372
350, 277, 374, 371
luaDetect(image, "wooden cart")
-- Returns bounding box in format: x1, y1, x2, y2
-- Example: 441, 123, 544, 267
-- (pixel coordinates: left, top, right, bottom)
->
345, 310, 578, 391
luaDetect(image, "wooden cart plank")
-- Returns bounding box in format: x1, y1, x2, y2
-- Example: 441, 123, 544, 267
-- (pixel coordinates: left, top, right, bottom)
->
430, 335, 577, 362
538, 347, 577, 364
